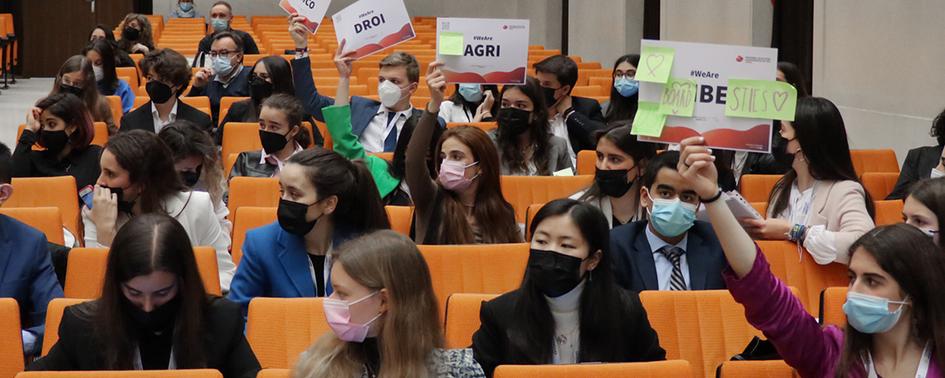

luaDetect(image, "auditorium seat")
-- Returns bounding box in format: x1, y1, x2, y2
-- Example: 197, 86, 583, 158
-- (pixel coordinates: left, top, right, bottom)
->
369, 152, 393, 161
500, 175, 594, 223
227, 177, 280, 220
738, 174, 782, 203
115, 66, 139, 91
575, 149, 596, 175
758, 240, 848, 317
64, 247, 222, 298
41, 298, 88, 356
0, 298, 23, 377
255, 369, 290, 378
15, 370, 223, 377
180, 96, 211, 110
446, 122, 497, 132
750, 201, 768, 216
0, 207, 64, 245
418, 243, 529, 321
385, 205, 414, 237
246, 297, 329, 369
820, 286, 847, 328
444, 293, 497, 348
218, 96, 250, 125
221, 122, 317, 161
524, 203, 545, 240
106, 96, 122, 123
493, 360, 693, 378
4, 176, 80, 242
718, 360, 798, 378
873, 199, 904, 226
230, 206, 277, 266
861, 172, 899, 201
850, 149, 899, 176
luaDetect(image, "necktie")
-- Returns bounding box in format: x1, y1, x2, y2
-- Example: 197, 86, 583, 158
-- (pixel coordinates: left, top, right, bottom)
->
383, 111, 398, 152
658, 246, 688, 291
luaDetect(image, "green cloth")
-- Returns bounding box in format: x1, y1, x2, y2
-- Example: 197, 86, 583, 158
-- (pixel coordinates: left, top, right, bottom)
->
322, 104, 400, 198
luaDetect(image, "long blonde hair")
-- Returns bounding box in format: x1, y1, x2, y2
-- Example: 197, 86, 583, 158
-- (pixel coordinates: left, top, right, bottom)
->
292, 230, 443, 378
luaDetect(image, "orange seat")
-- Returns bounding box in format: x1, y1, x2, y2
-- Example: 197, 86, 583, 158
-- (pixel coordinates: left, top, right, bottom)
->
718, 360, 799, 377
16, 370, 223, 377
738, 174, 782, 203
218, 96, 250, 125
64, 247, 222, 298
571, 85, 603, 97
500, 175, 594, 222
106, 96, 122, 124
221, 122, 317, 162
494, 360, 693, 378
385, 205, 414, 237
576, 149, 596, 175
369, 152, 393, 161
758, 240, 848, 316
0, 298, 23, 377
446, 122, 497, 132
180, 96, 211, 109
230, 207, 277, 266
750, 201, 768, 216
418, 243, 528, 321
3, 176, 80, 241
226, 177, 280, 221
821, 286, 847, 328
850, 149, 899, 176
115, 66, 139, 90
246, 297, 329, 369
0, 207, 64, 245
41, 298, 89, 356
861, 172, 899, 200
224, 153, 239, 178
444, 293, 497, 348
873, 199, 903, 226
524, 203, 546, 240
256, 370, 290, 378
133, 96, 150, 109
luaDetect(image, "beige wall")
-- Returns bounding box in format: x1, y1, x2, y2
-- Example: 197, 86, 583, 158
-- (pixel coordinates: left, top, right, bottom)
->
567, 0, 645, 67
660, 0, 771, 47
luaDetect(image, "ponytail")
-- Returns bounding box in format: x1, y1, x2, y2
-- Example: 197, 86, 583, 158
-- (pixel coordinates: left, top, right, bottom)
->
343, 159, 391, 231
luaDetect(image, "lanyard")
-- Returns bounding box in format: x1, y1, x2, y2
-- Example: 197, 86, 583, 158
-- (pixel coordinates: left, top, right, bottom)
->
865, 343, 932, 378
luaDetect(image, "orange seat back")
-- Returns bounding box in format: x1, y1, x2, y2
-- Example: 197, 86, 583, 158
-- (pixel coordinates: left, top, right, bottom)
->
64, 247, 222, 298
231, 207, 277, 266
861, 172, 899, 201
758, 240, 848, 316
500, 175, 594, 223
218, 96, 250, 125
821, 286, 848, 328
106, 96, 122, 124
523, 203, 546, 240
255, 369, 290, 378
494, 360, 693, 377
850, 149, 899, 176
444, 293, 498, 348
41, 298, 89, 356
384, 205, 414, 237
718, 360, 799, 378
738, 174, 782, 203
180, 96, 211, 109
115, 66, 139, 90
0, 298, 23, 376
246, 297, 329, 369
227, 177, 280, 220
0, 207, 64, 245
873, 199, 904, 226
446, 122, 497, 132
576, 149, 596, 175
4, 176, 80, 240
16, 370, 223, 377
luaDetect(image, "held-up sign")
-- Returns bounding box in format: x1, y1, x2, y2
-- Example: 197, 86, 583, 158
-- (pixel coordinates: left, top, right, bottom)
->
436, 18, 529, 84
279, 0, 332, 34
332, 0, 415, 60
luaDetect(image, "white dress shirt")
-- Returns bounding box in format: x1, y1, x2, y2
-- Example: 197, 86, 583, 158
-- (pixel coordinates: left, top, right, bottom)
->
438, 101, 475, 123
258, 142, 304, 177
151, 100, 179, 133
360, 106, 413, 153
645, 225, 691, 291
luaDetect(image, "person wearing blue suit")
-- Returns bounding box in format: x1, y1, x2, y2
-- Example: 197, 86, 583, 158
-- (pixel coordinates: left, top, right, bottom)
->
609, 151, 728, 292
0, 142, 64, 356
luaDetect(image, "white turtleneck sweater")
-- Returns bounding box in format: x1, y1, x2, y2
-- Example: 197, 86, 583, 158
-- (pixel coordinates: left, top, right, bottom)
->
545, 279, 585, 364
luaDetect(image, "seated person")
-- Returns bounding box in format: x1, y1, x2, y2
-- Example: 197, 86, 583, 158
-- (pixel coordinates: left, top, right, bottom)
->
170, 0, 200, 19
122, 49, 213, 133
0, 142, 64, 356
51, 55, 115, 134
227, 148, 390, 315
193, 1, 259, 66
88, 25, 134, 68
158, 121, 230, 234
491, 76, 573, 176
901, 177, 945, 245
116, 13, 155, 55
29, 214, 260, 376
189, 31, 252, 124
888, 107, 945, 200
292, 230, 484, 376
438, 84, 499, 123
473, 199, 665, 377
84, 39, 135, 113
534, 55, 607, 165
609, 151, 728, 292
602, 54, 640, 123
229, 94, 311, 179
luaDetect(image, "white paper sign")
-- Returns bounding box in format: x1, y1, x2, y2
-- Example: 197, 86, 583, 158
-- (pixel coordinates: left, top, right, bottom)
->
331, 0, 416, 59
639, 39, 777, 153
279, 0, 332, 34
436, 18, 529, 84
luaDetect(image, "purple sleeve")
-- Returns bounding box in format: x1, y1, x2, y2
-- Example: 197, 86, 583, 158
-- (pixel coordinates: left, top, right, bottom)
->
724, 248, 845, 377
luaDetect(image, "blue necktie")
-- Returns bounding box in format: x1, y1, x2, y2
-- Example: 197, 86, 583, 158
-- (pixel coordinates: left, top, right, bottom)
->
383, 112, 398, 152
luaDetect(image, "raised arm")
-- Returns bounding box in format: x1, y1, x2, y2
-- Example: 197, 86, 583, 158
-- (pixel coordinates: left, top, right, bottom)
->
333, 40, 355, 107
288, 13, 335, 121
406, 62, 446, 221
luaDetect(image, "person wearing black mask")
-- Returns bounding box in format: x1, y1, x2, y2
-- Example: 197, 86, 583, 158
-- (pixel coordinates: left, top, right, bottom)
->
116, 13, 155, 55
534, 55, 607, 167
490, 76, 573, 176
51, 55, 116, 134
29, 213, 260, 376
121, 49, 213, 134
14, 93, 102, 197
472, 199, 665, 377
228, 148, 390, 317
228, 94, 311, 179
572, 125, 658, 228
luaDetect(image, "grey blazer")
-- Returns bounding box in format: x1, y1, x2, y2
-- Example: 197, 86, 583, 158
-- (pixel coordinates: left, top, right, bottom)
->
488, 131, 574, 176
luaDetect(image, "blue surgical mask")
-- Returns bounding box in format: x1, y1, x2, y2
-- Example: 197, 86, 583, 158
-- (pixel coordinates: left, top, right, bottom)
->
210, 17, 229, 32
458, 84, 483, 103
646, 190, 697, 238
842, 291, 909, 334
212, 56, 234, 78
614, 77, 639, 98
179, 2, 194, 11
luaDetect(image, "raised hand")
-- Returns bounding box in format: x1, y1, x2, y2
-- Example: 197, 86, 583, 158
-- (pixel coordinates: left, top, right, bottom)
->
26, 107, 42, 133
474, 90, 495, 121
333, 40, 357, 78
425, 61, 447, 113
90, 185, 119, 246
288, 13, 310, 49
192, 67, 212, 88
677, 136, 719, 199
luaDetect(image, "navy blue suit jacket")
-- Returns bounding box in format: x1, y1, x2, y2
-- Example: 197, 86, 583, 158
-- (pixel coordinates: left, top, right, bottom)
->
609, 220, 728, 292
188, 67, 252, 124
0, 214, 63, 354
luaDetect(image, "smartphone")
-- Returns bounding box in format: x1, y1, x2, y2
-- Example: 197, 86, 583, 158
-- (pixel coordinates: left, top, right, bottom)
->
79, 185, 94, 209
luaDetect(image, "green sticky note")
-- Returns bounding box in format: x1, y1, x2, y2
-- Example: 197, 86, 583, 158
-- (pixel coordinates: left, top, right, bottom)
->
632, 101, 667, 137
439, 32, 464, 56
636, 46, 675, 83
659, 77, 698, 117
725, 78, 798, 121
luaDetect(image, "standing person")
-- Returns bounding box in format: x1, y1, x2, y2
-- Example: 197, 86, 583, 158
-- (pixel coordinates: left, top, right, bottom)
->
84, 39, 135, 113
888, 108, 945, 200
438, 84, 500, 123
601, 54, 640, 124
534, 55, 607, 165
122, 49, 213, 134
193, 1, 259, 66
116, 14, 155, 55
51, 55, 116, 134
491, 76, 573, 176
189, 31, 252, 124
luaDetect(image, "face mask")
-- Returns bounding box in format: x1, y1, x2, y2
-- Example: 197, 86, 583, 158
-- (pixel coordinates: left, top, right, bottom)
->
647, 190, 697, 238
92, 65, 105, 82
210, 17, 229, 32
527, 248, 585, 298
179, 166, 202, 187
250, 77, 274, 103
178, 2, 194, 11
458, 84, 483, 103
438, 159, 479, 193
541, 85, 559, 107
377, 80, 406, 108
323, 291, 383, 343
595, 168, 635, 197
496, 107, 531, 136
842, 291, 910, 334
259, 129, 291, 155
60, 84, 83, 97
122, 26, 140, 41
614, 77, 639, 97
145, 81, 175, 104
124, 295, 180, 333
212, 56, 235, 78
932, 168, 945, 179
277, 198, 319, 236
102, 185, 136, 214
39, 130, 70, 154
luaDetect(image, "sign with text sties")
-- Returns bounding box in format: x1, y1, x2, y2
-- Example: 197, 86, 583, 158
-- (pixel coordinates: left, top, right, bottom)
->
436, 17, 529, 84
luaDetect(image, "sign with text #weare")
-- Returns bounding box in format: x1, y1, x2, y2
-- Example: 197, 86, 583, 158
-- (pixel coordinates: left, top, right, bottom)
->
280, 0, 332, 34
637, 39, 778, 153
436, 17, 530, 84
725, 79, 797, 121
332, 0, 415, 59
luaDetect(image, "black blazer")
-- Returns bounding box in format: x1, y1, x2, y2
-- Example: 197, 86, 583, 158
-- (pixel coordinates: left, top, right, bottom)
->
563, 96, 608, 153
471, 288, 665, 377
609, 220, 728, 292
887, 144, 943, 200
28, 297, 260, 378
119, 100, 213, 134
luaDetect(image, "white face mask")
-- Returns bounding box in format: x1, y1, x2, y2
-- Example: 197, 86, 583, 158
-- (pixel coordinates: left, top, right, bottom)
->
93, 65, 104, 82
377, 80, 406, 108
932, 167, 945, 179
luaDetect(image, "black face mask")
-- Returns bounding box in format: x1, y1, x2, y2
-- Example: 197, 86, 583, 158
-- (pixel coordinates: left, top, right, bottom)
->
60, 84, 83, 97
124, 295, 179, 334
277, 198, 319, 236
595, 168, 635, 197
39, 130, 70, 154
122, 26, 141, 41
771, 138, 797, 168
259, 129, 290, 155
249, 76, 274, 103
526, 248, 585, 298
102, 185, 136, 214
145, 81, 175, 104
179, 165, 202, 187
541, 86, 559, 107
496, 107, 532, 136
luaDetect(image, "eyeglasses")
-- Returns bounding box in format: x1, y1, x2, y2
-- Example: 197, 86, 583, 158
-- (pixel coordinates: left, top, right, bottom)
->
209, 50, 237, 59
613, 73, 636, 80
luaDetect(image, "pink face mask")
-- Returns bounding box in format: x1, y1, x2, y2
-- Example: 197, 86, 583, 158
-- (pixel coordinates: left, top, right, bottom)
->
438, 159, 479, 193
323, 291, 382, 343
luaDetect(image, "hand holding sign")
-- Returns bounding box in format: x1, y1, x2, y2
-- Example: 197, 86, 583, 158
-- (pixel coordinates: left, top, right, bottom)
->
288, 14, 310, 49
280, 0, 331, 35
725, 79, 798, 121
636, 46, 675, 83
426, 62, 447, 112
333, 40, 357, 78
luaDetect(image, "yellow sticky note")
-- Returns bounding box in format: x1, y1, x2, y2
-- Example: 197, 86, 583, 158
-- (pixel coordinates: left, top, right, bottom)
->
439, 32, 464, 56
632, 101, 667, 137
659, 77, 697, 117
725, 78, 798, 121
636, 46, 675, 84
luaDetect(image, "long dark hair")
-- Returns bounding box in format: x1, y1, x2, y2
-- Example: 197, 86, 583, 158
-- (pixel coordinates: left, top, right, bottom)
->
89, 24, 118, 43
83, 39, 120, 91
510, 199, 639, 363
250, 56, 295, 110
777, 61, 810, 98
906, 178, 945, 236
497, 76, 552, 175
52, 55, 107, 122
580, 124, 657, 201
34, 93, 95, 151
835, 224, 945, 377
105, 130, 185, 214
447, 84, 500, 117
286, 148, 390, 232
767, 97, 875, 218
89, 213, 210, 369
604, 54, 640, 123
